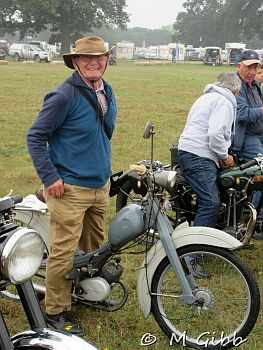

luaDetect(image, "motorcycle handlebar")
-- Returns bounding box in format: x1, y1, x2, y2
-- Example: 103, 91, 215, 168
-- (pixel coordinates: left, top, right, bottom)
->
239, 159, 258, 171
11, 195, 23, 204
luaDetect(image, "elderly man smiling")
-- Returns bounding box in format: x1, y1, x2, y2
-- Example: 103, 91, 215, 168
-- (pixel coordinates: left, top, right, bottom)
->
27, 36, 117, 333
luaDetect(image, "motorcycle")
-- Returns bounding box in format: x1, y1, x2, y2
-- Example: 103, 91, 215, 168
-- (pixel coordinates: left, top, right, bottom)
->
5, 122, 261, 349
114, 141, 261, 247
0, 194, 98, 349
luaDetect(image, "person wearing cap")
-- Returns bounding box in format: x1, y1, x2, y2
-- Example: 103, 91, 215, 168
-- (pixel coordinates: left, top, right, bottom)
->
27, 36, 117, 333
231, 50, 263, 239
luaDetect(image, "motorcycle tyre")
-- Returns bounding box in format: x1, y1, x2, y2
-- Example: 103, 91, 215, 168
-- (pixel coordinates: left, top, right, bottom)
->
151, 244, 260, 349
116, 179, 182, 226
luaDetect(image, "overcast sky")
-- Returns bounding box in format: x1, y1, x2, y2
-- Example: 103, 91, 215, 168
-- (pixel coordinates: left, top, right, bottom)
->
125, 0, 185, 29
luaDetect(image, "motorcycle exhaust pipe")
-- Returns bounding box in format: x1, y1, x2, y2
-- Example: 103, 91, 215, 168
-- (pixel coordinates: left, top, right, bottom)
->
32, 282, 46, 295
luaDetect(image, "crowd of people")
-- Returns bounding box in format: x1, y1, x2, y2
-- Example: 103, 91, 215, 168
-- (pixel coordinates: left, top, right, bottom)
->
26, 35, 263, 334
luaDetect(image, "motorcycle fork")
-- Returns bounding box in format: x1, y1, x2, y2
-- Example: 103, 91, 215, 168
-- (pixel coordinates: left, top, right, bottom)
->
0, 312, 14, 350
226, 191, 237, 228
152, 198, 196, 305
16, 280, 47, 329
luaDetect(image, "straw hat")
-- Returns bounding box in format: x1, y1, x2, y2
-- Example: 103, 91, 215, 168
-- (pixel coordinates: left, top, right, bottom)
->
63, 36, 114, 69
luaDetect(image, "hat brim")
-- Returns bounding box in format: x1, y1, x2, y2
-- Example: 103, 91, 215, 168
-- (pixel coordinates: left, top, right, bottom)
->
63, 47, 114, 69
240, 59, 261, 66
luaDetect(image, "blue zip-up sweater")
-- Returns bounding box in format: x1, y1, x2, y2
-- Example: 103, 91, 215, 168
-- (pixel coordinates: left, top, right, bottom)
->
27, 71, 117, 188
231, 75, 262, 152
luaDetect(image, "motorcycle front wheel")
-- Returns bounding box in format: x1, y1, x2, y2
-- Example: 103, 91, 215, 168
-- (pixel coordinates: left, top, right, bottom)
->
151, 244, 260, 349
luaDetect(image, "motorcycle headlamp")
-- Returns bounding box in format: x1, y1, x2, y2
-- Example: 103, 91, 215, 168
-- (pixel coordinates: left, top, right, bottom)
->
1, 227, 44, 284
154, 170, 177, 189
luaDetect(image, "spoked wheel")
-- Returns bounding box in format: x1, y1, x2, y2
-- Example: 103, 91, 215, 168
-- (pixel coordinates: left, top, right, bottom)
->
151, 244, 260, 349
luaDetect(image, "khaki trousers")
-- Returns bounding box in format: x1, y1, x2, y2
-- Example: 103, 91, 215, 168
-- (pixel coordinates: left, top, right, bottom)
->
44, 180, 110, 315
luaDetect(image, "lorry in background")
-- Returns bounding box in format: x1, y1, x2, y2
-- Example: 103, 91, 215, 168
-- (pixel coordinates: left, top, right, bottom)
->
225, 42, 246, 65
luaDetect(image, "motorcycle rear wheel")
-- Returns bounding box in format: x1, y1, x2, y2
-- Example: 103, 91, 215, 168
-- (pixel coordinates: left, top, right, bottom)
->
151, 244, 260, 349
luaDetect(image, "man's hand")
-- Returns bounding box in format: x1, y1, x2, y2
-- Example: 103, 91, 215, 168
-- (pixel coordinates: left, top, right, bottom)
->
219, 155, 234, 169
46, 179, 64, 198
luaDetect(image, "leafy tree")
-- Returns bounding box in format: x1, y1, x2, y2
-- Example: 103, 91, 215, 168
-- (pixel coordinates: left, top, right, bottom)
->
172, 0, 263, 47
173, 0, 224, 46
0, 0, 129, 53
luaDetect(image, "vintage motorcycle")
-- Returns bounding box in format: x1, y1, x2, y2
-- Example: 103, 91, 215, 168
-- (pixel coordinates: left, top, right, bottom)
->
0, 194, 98, 349
114, 139, 263, 247
5, 122, 261, 349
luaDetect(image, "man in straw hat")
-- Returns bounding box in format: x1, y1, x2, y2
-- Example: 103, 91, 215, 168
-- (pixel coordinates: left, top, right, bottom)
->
27, 36, 117, 334
231, 50, 263, 239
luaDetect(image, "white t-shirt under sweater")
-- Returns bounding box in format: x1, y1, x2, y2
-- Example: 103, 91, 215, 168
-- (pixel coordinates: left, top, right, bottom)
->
178, 84, 237, 167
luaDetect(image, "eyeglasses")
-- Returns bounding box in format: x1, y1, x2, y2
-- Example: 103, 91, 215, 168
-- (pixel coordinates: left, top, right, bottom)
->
76, 55, 107, 63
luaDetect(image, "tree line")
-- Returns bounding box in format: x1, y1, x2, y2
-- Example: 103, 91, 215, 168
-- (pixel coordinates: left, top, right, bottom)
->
173, 0, 263, 48
0, 0, 262, 53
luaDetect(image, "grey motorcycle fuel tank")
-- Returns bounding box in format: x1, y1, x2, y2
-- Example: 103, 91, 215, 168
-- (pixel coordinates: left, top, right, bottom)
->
108, 203, 145, 249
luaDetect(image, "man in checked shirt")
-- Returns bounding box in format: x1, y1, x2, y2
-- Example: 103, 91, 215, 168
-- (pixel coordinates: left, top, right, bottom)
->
27, 36, 117, 334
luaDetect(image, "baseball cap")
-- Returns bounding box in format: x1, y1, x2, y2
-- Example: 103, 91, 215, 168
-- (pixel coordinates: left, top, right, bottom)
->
238, 50, 261, 66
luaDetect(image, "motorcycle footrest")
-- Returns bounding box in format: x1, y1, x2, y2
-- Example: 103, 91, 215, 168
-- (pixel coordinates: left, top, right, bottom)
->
65, 268, 80, 280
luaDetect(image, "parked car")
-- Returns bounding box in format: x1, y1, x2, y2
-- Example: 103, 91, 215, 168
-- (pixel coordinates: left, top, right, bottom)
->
188, 51, 200, 61
0, 49, 6, 60
203, 47, 223, 66
8, 43, 52, 62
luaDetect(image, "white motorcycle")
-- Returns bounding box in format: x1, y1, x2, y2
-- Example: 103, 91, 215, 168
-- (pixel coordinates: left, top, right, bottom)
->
4, 122, 260, 349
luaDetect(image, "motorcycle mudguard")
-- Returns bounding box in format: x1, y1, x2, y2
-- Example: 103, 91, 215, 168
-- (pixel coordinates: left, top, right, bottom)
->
137, 221, 243, 318
13, 209, 51, 252
12, 328, 98, 349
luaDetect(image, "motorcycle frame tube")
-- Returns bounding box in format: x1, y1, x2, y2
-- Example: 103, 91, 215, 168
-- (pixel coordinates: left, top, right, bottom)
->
16, 280, 47, 329
137, 218, 243, 318
0, 312, 14, 349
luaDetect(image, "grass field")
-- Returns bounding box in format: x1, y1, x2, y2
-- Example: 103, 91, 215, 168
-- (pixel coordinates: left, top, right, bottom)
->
1, 59, 263, 350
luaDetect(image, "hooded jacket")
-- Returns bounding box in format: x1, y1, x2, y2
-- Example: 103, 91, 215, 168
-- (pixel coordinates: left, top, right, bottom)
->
27, 71, 117, 188
178, 84, 237, 167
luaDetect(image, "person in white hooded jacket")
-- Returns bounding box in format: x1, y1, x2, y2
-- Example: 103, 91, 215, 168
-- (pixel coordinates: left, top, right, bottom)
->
178, 72, 241, 278
178, 72, 241, 228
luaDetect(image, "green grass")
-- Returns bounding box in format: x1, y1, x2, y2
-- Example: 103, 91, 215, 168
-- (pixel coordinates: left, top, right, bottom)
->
1, 59, 263, 350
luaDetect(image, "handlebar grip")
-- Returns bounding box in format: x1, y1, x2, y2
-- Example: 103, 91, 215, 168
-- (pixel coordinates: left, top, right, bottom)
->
12, 195, 23, 204
239, 159, 257, 171
130, 164, 146, 174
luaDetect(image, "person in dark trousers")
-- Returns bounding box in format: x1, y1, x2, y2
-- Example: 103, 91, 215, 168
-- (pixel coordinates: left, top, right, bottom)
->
27, 36, 117, 334
178, 72, 241, 277
231, 50, 263, 239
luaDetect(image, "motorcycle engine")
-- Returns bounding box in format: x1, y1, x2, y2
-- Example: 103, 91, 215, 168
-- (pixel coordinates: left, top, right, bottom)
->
79, 277, 110, 301
101, 260, 123, 284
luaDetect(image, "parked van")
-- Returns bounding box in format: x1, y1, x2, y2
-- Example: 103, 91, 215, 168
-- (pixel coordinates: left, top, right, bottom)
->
203, 47, 223, 66
225, 43, 246, 65
8, 43, 51, 62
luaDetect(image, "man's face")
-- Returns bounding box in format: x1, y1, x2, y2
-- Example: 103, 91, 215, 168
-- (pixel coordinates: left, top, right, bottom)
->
256, 67, 263, 83
73, 55, 108, 81
237, 62, 259, 85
